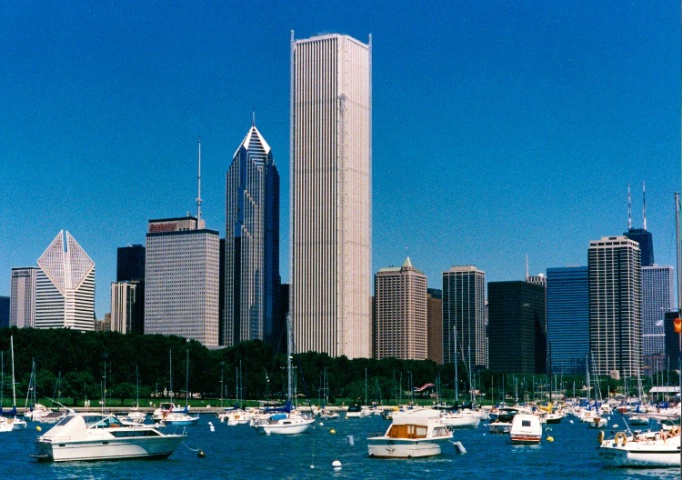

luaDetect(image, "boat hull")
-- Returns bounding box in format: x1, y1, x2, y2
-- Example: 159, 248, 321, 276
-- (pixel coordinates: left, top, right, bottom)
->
367, 439, 446, 458
34, 435, 185, 462
259, 418, 315, 435
598, 445, 680, 468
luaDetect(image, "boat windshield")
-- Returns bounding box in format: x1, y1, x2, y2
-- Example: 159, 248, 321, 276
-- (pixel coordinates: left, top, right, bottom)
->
86, 415, 124, 429
54, 415, 77, 428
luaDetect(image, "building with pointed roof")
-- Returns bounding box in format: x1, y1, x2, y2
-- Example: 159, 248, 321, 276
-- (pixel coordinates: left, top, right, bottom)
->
224, 123, 281, 347
34, 231, 95, 331
373, 257, 428, 360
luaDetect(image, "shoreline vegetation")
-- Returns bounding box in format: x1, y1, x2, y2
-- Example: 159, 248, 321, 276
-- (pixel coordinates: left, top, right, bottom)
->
0, 327, 676, 410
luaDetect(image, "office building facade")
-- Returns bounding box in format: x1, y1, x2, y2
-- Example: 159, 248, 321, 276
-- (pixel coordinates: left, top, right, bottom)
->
34, 231, 95, 331
488, 281, 546, 374
116, 244, 145, 334
110, 281, 139, 334
224, 124, 281, 347
641, 265, 674, 373
145, 217, 220, 347
373, 258, 427, 360
10, 267, 37, 328
290, 33, 372, 358
546, 266, 589, 374
588, 236, 642, 378
443, 266, 486, 368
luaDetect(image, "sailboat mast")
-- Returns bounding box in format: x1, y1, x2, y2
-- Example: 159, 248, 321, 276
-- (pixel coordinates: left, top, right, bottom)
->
186, 349, 190, 407
287, 315, 293, 402
10, 336, 16, 406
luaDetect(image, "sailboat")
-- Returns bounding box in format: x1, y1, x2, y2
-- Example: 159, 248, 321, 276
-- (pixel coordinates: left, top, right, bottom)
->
252, 315, 314, 435
8, 337, 27, 430
160, 349, 199, 427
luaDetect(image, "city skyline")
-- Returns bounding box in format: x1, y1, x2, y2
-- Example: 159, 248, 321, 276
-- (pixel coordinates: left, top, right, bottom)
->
1, 2, 679, 318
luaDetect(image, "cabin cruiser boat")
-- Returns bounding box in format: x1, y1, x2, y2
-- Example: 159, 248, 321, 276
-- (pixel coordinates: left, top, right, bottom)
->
346, 404, 371, 418
598, 427, 681, 468
32, 412, 185, 462
367, 409, 453, 458
440, 409, 481, 429
509, 413, 542, 444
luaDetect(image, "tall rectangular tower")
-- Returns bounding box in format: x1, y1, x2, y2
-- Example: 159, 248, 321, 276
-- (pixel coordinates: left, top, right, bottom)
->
443, 266, 486, 368
116, 244, 145, 333
374, 258, 427, 360
290, 32, 372, 358
641, 265, 674, 373
546, 266, 589, 374
588, 236, 642, 377
145, 217, 220, 347
10, 267, 37, 328
110, 281, 138, 334
224, 124, 281, 348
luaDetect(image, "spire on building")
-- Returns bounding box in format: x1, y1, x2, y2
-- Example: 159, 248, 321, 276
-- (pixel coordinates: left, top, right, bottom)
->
627, 184, 632, 230
196, 136, 202, 229
642, 181, 647, 230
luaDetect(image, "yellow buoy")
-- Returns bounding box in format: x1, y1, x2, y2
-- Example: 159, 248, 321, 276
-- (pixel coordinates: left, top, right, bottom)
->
546, 436, 554, 442
36, 426, 42, 432
329, 429, 336, 434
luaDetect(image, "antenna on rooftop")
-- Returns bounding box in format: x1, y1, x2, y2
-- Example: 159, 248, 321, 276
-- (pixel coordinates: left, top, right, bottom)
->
642, 181, 647, 230
627, 184, 632, 230
196, 136, 202, 230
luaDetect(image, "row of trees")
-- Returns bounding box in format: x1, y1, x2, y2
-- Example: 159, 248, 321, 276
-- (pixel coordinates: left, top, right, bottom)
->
0, 328, 675, 407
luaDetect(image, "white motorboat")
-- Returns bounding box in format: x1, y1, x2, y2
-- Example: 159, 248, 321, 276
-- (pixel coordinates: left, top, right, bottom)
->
346, 404, 371, 418
218, 407, 251, 425
32, 412, 186, 462
367, 409, 453, 458
509, 414, 542, 445
0, 417, 15, 433
160, 411, 199, 427
488, 406, 526, 434
598, 428, 681, 468
441, 409, 481, 429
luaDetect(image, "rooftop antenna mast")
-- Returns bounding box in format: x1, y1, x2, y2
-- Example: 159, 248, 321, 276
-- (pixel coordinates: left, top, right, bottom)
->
196, 136, 202, 229
627, 184, 632, 230
642, 181, 647, 230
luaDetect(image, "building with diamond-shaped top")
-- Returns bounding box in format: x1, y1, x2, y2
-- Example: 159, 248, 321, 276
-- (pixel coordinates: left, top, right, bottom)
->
34, 231, 95, 331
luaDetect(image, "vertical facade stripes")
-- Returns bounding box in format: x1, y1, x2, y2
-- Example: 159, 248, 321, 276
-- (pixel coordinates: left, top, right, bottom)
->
110, 281, 138, 334
10, 267, 37, 328
546, 267, 589, 374
641, 265, 674, 372
224, 125, 280, 347
34, 231, 95, 331
290, 33, 372, 358
588, 236, 642, 377
427, 288, 444, 364
442, 266, 486, 368
374, 258, 428, 360
145, 220, 220, 347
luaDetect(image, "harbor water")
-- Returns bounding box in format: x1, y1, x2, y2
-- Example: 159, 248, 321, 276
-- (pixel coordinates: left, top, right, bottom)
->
0, 413, 680, 479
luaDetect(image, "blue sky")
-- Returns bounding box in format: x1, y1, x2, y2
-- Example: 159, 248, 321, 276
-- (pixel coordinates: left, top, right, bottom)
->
1, 1, 679, 317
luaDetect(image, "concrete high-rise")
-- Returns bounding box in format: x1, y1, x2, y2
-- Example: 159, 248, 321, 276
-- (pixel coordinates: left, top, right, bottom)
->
588, 236, 642, 378
373, 258, 427, 360
641, 265, 674, 373
10, 267, 37, 328
290, 32, 372, 358
224, 123, 280, 347
546, 266, 589, 374
443, 266, 486, 369
34, 231, 95, 331
110, 281, 138, 334
145, 217, 220, 347
488, 281, 546, 374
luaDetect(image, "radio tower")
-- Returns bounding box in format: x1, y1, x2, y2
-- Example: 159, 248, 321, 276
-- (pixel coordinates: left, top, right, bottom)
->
196, 137, 202, 229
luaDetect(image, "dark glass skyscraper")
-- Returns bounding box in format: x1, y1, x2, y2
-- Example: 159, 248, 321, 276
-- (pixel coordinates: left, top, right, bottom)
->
224, 124, 280, 347
116, 244, 145, 334
546, 267, 589, 374
624, 228, 654, 267
488, 281, 546, 374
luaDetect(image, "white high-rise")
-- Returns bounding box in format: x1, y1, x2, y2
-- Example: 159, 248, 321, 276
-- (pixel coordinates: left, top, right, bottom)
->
110, 281, 138, 334
588, 236, 642, 378
10, 267, 37, 328
34, 231, 95, 331
144, 217, 220, 347
290, 32, 372, 358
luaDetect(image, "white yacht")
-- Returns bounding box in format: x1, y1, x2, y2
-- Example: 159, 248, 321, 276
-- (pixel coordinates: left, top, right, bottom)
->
598, 428, 681, 468
509, 413, 542, 444
367, 409, 453, 458
33, 412, 186, 462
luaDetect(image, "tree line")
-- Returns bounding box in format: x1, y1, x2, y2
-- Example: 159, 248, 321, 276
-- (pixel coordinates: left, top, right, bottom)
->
0, 327, 671, 407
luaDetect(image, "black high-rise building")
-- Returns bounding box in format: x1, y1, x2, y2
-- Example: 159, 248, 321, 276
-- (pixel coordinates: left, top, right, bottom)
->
116, 244, 145, 333
624, 228, 654, 267
488, 281, 546, 374
0, 296, 9, 328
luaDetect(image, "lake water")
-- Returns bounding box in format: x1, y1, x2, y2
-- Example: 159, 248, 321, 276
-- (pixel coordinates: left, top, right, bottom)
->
0, 412, 679, 479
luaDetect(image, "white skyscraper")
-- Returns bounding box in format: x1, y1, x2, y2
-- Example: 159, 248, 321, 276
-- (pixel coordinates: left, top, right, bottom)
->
588, 236, 642, 378
144, 217, 220, 347
34, 231, 95, 331
290, 32, 372, 358
110, 281, 138, 334
10, 267, 37, 328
